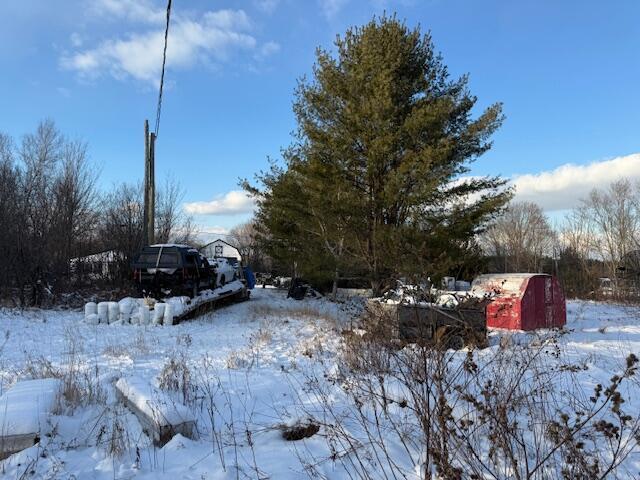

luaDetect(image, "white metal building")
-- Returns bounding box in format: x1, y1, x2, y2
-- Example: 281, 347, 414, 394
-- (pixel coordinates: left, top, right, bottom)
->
200, 239, 242, 262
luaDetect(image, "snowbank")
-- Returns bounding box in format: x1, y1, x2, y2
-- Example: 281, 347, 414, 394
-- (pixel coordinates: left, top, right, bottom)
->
115, 377, 195, 446
0, 378, 62, 460
0, 378, 61, 437
115, 377, 194, 428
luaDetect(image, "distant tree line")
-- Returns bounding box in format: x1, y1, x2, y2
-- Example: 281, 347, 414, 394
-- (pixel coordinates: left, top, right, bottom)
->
0, 119, 193, 306
238, 181, 638, 299
480, 178, 640, 298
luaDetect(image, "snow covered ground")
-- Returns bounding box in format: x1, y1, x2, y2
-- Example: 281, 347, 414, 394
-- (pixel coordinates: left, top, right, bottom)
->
0, 290, 637, 478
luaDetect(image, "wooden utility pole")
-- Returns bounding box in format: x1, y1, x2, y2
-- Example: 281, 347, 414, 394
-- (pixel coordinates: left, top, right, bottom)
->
143, 119, 156, 246
148, 130, 156, 245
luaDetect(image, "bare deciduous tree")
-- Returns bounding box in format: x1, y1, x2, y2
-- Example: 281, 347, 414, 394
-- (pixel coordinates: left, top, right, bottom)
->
229, 220, 271, 271
155, 175, 195, 245
97, 178, 195, 282
578, 179, 640, 282
0, 121, 197, 304
98, 182, 145, 282
482, 201, 555, 273
0, 120, 99, 304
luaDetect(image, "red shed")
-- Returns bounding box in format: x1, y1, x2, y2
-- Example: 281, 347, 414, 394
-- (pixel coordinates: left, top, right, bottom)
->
471, 273, 566, 331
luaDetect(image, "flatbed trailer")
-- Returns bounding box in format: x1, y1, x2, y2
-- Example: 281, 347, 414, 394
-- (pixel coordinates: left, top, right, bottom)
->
172, 284, 249, 323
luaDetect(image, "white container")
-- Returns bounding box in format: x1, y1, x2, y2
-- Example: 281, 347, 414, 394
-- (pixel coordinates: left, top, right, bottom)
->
152, 303, 166, 325
140, 305, 150, 325
97, 302, 109, 324
121, 311, 131, 324
84, 302, 97, 319
118, 298, 134, 319
86, 313, 99, 325
164, 303, 174, 326
129, 313, 140, 325
108, 302, 120, 324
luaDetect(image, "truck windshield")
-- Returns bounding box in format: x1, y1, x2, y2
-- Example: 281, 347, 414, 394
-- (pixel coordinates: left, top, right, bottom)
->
137, 249, 180, 267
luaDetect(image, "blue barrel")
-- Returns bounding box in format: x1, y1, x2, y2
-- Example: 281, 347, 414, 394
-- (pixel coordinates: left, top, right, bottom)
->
243, 266, 256, 289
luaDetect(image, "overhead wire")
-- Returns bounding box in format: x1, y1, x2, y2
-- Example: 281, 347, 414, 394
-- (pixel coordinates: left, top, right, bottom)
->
154, 0, 172, 137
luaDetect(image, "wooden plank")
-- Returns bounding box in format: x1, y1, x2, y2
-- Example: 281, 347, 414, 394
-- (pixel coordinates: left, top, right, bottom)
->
115, 377, 195, 447
0, 433, 39, 460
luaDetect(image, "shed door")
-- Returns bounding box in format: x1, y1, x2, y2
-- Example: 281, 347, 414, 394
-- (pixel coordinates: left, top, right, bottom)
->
544, 277, 553, 327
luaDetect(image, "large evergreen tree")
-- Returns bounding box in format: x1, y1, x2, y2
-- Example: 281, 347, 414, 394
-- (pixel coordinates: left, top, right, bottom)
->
246, 15, 511, 294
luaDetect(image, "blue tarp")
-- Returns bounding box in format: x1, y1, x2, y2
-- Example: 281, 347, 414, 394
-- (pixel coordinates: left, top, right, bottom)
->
243, 266, 256, 289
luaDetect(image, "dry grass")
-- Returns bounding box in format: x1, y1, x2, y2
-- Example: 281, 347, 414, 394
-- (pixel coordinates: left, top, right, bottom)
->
22, 328, 106, 412
292, 307, 640, 479
103, 330, 156, 359
158, 352, 193, 404
23, 355, 61, 379
248, 302, 338, 325
96, 406, 128, 458
225, 350, 249, 369
251, 325, 273, 344
223, 321, 276, 370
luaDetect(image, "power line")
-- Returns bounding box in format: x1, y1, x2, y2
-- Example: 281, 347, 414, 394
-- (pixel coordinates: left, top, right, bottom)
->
154, 0, 172, 137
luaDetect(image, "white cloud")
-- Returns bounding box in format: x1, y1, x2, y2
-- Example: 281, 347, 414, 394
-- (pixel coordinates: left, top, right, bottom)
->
512, 153, 640, 211
192, 225, 232, 245
90, 0, 166, 24
70, 32, 83, 47
197, 225, 230, 235
184, 190, 256, 216
318, 0, 348, 18
255, 0, 280, 14
255, 41, 280, 59
203, 10, 252, 31
62, 7, 262, 85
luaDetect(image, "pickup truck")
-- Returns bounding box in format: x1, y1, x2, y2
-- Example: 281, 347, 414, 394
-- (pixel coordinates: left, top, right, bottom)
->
132, 244, 215, 298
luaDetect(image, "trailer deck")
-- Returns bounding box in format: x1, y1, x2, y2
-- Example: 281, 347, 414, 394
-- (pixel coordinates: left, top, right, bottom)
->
172, 283, 249, 323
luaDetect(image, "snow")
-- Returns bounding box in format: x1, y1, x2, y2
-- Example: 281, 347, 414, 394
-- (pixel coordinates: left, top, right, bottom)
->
115, 377, 194, 427
149, 243, 198, 252
471, 272, 544, 295
0, 379, 61, 436
0, 291, 637, 478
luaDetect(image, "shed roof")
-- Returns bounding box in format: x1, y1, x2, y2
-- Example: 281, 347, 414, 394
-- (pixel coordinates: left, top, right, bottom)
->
201, 239, 239, 250
471, 273, 550, 296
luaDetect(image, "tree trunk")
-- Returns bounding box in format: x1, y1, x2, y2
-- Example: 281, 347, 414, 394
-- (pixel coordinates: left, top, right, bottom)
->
331, 270, 339, 300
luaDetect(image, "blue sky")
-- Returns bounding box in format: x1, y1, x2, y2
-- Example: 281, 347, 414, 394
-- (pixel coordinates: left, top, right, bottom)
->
1, 0, 639, 237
